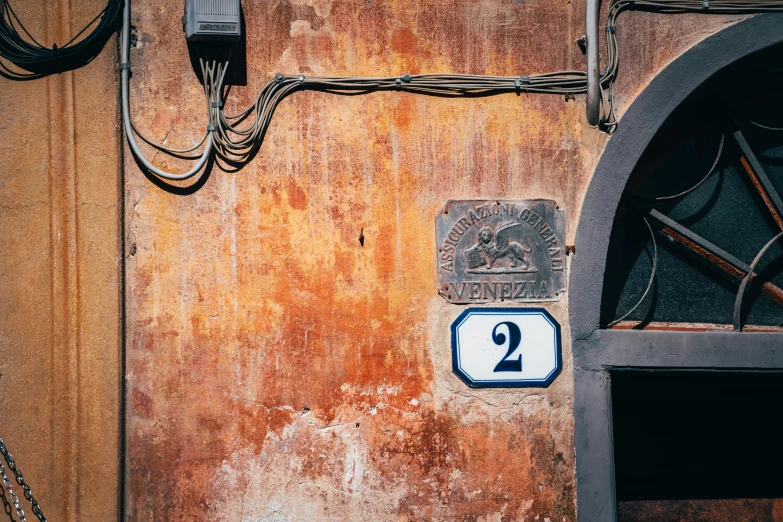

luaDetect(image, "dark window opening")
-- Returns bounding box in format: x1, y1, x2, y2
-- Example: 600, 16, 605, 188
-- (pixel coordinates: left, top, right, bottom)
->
612, 370, 783, 502
600, 49, 783, 328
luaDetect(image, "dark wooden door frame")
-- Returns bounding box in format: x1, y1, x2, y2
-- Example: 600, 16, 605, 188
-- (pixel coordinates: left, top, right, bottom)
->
569, 14, 783, 521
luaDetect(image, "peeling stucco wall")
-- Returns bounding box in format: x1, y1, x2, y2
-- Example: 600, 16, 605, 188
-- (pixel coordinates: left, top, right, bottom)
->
0, 1, 752, 521
121, 2, 747, 521
0, 0, 757, 520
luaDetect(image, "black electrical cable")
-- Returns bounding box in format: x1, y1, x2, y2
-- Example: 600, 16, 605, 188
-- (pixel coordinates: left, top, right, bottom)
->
0, 0, 122, 80
624, 133, 725, 202
607, 213, 658, 327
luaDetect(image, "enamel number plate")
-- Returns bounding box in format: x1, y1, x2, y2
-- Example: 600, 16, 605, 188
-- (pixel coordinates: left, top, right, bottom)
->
451, 308, 562, 388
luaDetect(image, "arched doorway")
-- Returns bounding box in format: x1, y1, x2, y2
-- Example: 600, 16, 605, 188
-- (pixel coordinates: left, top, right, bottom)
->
571, 13, 783, 521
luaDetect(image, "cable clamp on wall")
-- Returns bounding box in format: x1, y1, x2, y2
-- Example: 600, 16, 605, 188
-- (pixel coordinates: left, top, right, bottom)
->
275, 72, 285, 83
607, 25, 616, 33
118, 62, 131, 71
396, 74, 412, 89
702, 0, 709, 9
515, 76, 531, 94
298, 74, 305, 82
207, 125, 217, 132
211, 101, 223, 108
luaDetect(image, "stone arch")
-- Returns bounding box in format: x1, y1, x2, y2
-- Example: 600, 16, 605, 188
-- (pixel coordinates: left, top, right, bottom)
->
570, 13, 783, 340
569, 14, 783, 521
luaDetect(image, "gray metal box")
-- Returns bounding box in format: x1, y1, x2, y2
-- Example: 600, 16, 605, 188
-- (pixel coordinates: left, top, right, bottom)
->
183, 0, 242, 42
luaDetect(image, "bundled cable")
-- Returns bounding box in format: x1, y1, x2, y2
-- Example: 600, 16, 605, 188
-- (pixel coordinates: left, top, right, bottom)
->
122, 0, 783, 181
126, 56, 591, 179
0, 0, 122, 80
210, 71, 590, 170
121, 7, 590, 180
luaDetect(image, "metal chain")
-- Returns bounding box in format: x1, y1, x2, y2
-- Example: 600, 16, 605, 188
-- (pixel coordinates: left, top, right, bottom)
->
0, 440, 45, 522
0, 481, 16, 522
0, 460, 23, 522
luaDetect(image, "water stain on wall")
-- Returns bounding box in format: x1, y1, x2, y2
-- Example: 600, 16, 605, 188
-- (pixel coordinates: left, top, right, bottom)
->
124, 0, 739, 520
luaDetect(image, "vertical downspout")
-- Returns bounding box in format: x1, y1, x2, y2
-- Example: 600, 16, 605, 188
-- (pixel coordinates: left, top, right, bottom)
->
116, 25, 127, 522
586, 0, 601, 126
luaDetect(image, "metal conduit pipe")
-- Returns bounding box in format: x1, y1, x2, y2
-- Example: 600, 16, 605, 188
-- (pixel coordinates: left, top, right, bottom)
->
120, 0, 214, 181
586, 0, 601, 127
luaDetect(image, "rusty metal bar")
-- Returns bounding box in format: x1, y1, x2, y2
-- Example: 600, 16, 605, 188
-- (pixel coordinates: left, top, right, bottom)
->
649, 208, 747, 273
647, 208, 783, 307
732, 125, 783, 230
734, 231, 783, 331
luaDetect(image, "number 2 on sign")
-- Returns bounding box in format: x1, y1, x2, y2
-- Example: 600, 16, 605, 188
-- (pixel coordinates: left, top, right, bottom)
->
492, 321, 523, 372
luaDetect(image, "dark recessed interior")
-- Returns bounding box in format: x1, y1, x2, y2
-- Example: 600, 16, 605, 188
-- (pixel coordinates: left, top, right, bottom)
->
612, 370, 783, 502
601, 44, 783, 328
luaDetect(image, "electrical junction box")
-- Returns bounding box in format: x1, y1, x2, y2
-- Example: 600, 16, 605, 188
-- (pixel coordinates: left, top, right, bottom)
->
183, 0, 242, 42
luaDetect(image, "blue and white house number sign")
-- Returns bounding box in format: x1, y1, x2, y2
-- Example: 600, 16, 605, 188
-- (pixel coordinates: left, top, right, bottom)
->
451, 308, 562, 388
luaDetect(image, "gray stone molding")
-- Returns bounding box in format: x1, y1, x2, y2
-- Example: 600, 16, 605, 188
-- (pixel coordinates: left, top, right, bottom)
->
569, 14, 783, 522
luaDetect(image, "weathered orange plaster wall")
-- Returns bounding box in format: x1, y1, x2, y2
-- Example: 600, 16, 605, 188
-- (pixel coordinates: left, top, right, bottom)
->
124, 2, 742, 520
0, 1, 121, 520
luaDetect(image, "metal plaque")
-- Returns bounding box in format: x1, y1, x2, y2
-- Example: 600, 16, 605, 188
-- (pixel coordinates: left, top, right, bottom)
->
436, 200, 566, 304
